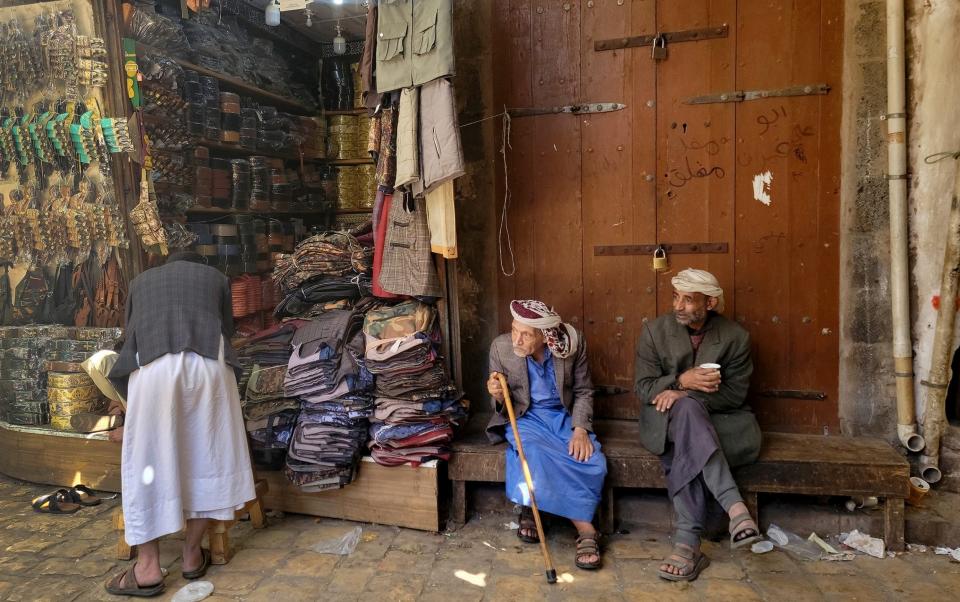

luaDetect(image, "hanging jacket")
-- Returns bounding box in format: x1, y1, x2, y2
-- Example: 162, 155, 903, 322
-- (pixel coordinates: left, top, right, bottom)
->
376, 0, 454, 93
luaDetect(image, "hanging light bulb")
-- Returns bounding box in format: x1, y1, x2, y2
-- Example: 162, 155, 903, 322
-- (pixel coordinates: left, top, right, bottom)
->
305, 6, 312, 27
333, 22, 346, 55
265, 0, 281, 27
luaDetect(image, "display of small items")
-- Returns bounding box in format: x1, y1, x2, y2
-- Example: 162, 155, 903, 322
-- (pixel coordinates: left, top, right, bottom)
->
0, 325, 122, 429
187, 216, 304, 278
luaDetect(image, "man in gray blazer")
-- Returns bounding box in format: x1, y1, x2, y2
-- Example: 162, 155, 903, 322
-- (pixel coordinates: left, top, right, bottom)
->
634, 268, 762, 582
486, 300, 606, 570
105, 252, 254, 597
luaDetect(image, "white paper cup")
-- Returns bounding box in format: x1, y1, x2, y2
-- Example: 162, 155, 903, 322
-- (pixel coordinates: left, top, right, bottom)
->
699, 363, 721, 370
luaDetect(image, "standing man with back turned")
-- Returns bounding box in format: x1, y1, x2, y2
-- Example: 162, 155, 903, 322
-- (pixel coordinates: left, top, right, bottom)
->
105, 251, 255, 597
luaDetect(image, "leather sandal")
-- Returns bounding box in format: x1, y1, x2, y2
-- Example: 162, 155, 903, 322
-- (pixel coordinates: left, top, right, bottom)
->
104, 565, 165, 597
31, 490, 81, 514
66, 484, 102, 507
658, 543, 710, 582
575, 532, 602, 570
516, 506, 539, 544
729, 512, 762, 549
182, 548, 211, 580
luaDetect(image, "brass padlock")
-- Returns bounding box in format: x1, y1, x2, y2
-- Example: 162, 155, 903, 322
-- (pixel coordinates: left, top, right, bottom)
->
653, 246, 669, 271
652, 34, 667, 60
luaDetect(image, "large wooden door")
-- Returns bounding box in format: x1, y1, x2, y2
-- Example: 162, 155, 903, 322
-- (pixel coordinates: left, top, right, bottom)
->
492, 0, 841, 433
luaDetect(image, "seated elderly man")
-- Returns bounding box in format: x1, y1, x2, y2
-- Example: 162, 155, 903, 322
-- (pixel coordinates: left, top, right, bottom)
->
634, 269, 762, 582
486, 300, 607, 570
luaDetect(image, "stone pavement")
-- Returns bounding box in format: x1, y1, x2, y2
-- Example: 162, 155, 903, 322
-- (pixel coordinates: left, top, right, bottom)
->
0, 475, 958, 601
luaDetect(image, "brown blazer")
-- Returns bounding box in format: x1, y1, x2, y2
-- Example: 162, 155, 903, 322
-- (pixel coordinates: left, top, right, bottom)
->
485, 331, 595, 443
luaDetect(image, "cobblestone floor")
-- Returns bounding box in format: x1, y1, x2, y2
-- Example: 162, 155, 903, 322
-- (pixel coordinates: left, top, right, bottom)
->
0, 475, 958, 601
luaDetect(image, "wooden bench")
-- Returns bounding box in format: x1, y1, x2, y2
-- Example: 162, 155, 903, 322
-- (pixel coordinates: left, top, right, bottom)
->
448, 417, 910, 550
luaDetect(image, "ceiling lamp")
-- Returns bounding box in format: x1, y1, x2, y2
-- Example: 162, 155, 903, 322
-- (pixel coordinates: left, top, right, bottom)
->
265, 0, 281, 27
333, 21, 346, 55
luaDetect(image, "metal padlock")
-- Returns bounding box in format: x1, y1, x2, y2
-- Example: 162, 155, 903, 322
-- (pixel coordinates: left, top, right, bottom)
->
652, 34, 667, 60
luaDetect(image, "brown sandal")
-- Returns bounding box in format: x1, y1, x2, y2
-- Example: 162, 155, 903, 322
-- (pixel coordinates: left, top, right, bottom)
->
575, 532, 602, 570
658, 543, 710, 582
516, 506, 539, 544
104, 565, 165, 597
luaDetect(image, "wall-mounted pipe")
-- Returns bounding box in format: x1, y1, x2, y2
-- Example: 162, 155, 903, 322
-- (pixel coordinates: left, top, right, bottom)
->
886, 0, 925, 453
919, 163, 960, 484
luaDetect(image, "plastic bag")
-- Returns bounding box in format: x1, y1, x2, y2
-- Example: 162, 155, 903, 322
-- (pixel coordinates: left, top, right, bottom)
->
311, 526, 362, 555
766, 524, 823, 561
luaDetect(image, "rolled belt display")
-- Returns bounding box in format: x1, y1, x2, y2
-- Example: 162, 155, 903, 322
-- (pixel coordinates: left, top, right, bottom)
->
48, 372, 94, 389
0, 379, 38, 394
195, 244, 218, 256
0, 347, 35, 360
52, 351, 93, 362
213, 235, 240, 245
218, 244, 241, 256
46, 361, 85, 373
48, 383, 101, 403
211, 224, 238, 237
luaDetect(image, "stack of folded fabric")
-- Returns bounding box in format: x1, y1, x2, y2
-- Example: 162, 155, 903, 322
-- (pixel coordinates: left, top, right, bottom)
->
236, 322, 306, 470
363, 301, 467, 466
284, 310, 374, 491
272, 231, 374, 319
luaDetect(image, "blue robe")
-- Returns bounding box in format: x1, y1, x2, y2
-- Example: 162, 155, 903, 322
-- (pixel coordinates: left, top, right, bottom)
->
505, 350, 607, 522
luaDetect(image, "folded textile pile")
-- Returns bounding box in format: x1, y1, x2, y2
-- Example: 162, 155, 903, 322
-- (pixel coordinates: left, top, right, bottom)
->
272, 232, 372, 294
236, 322, 304, 470
284, 310, 374, 491
364, 300, 466, 466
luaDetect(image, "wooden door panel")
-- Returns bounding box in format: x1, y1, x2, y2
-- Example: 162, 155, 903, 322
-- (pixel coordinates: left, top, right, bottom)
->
654, 0, 737, 318
489, 0, 842, 431
734, 0, 840, 432
579, 0, 656, 419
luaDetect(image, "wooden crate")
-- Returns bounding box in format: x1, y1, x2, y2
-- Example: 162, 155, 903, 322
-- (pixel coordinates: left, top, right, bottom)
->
259, 457, 439, 532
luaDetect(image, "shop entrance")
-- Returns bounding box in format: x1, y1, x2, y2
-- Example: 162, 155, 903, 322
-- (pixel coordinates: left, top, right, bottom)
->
492, 0, 842, 433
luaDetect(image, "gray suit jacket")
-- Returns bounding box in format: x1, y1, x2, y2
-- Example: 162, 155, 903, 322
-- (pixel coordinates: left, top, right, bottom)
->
634, 313, 761, 467
109, 259, 239, 399
485, 331, 594, 443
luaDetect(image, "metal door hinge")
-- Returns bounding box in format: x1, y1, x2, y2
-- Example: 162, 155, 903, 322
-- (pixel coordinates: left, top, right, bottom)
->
756, 389, 827, 400
685, 84, 830, 105
595, 25, 729, 52
594, 242, 729, 256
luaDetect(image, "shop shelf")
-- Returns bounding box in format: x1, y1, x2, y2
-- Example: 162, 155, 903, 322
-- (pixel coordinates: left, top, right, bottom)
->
136, 43, 316, 116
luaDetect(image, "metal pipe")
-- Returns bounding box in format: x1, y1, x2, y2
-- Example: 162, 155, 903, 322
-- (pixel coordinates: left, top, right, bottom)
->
886, 0, 924, 452
919, 163, 960, 484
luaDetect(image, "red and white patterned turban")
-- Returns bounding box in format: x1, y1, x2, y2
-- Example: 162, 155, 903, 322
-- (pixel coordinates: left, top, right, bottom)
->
510, 299, 579, 359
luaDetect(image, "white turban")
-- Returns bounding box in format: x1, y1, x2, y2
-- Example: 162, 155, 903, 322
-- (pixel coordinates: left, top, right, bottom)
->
671, 268, 725, 313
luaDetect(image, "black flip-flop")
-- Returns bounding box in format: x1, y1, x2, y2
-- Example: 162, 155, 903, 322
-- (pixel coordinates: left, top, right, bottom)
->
66, 484, 102, 507
31, 490, 81, 515
104, 566, 165, 597
182, 548, 211, 580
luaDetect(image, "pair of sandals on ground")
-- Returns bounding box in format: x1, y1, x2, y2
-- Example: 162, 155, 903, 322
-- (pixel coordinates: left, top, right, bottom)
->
516, 507, 602, 570
104, 547, 211, 597
516, 507, 761, 580
30, 485, 102, 513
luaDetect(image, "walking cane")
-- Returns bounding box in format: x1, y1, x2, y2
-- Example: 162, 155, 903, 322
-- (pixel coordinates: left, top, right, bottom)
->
496, 372, 557, 584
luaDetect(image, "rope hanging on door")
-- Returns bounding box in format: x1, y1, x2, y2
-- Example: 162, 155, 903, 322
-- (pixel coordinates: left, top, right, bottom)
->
498, 109, 517, 277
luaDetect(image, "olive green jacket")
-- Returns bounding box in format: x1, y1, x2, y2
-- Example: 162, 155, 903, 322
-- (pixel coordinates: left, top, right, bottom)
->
633, 313, 761, 467
376, 0, 455, 93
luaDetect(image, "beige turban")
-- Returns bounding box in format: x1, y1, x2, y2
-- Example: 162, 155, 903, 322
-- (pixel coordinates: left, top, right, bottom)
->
671, 268, 725, 313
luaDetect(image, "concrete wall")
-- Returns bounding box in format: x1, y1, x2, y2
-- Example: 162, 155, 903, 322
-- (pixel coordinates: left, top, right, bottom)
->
839, 0, 960, 454
452, 0, 500, 407
839, 0, 897, 438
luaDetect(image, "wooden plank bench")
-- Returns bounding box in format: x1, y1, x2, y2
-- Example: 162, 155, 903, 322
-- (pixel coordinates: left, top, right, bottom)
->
448, 417, 911, 550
